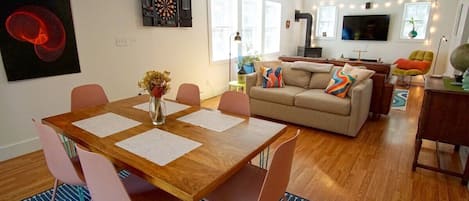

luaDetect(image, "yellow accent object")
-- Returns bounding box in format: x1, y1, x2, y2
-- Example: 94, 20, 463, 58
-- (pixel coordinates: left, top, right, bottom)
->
392, 50, 434, 76
229, 80, 246, 92
408, 50, 433, 62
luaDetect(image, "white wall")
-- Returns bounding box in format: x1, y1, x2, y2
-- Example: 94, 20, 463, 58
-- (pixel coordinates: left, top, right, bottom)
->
304, 0, 458, 76
445, 0, 469, 76
0, 0, 303, 161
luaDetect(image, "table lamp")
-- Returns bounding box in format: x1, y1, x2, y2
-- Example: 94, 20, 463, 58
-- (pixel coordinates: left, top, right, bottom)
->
430, 35, 447, 78
229, 32, 242, 82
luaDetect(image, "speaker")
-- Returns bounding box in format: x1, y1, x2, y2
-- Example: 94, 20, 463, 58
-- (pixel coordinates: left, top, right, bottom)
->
365, 2, 372, 9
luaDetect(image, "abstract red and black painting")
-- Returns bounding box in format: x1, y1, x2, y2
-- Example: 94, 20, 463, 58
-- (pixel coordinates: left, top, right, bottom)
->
0, 0, 80, 81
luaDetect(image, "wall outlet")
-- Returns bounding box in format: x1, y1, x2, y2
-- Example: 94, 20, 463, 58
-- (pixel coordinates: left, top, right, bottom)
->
115, 38, 128, 47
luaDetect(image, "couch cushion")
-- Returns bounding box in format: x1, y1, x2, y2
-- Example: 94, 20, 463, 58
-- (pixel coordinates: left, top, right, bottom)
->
250, 85, 307, 106
295, 89, 351, 115
261, 66, 284, 88
281, 62, 311, 88
343, 63, 375, 85
254, 60, 282, 86
308, 66, 341, 89
343, 63, 375, 97
325, 68, 356, 98
292, 61, 333, 72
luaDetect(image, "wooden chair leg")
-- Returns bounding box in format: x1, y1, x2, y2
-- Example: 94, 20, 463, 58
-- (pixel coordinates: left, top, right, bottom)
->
462, 154, 469, 185
51, 179, 59, 201
412, 138, 422, 171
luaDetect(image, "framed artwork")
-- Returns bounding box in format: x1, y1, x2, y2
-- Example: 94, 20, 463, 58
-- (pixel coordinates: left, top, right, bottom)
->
0, 0, 80, 81
142, 0, 192, 27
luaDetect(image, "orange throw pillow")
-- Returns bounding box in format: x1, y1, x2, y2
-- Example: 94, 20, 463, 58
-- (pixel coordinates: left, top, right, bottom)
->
394, 58, 431, 71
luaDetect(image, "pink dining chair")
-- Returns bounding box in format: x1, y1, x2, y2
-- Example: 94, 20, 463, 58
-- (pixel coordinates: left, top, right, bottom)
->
68, 84, 109, 157
32, 119, 86, 201
176, 83, 201, 106
75, 145, 180, 201
217, 91, 250, 116
206, 130, 300, 201
71, 84, 109, 111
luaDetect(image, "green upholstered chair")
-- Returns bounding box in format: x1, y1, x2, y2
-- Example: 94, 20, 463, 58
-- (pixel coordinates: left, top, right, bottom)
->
392, 50, 434, 86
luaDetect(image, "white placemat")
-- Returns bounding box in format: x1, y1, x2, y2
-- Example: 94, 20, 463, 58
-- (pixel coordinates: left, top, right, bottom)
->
115, 128, 202, 166
177, 109, 245, 132
247, 117, 286, 131
133, 100, 190, 115
72, 113, 141, 138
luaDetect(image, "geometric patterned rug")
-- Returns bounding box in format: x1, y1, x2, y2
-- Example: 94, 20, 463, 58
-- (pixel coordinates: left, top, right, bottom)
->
392, 89, 409, 111
22, 171, 309, 201
22, 185, 309, 201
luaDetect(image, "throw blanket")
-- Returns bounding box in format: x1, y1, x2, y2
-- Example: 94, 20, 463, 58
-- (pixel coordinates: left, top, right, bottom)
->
291, 61, 333, 73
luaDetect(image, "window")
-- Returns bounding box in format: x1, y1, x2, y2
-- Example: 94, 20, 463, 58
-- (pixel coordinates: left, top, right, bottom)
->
264, 1, 281, 54
241, 0, 263, 54
316, 6, 337, 38
209, 0, 282, 62
400, 2, 432, 40
209, 0, 237, 62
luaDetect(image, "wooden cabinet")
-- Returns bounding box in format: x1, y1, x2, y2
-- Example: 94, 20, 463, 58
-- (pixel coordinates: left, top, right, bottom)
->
413, 77, 469, 184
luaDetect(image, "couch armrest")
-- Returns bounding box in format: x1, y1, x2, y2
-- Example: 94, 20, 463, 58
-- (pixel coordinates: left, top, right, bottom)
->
245, 73, 257, 96
347, 79, 373, 136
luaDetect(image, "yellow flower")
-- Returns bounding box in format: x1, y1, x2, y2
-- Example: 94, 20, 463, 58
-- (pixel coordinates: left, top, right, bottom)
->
138, 70, 171, 97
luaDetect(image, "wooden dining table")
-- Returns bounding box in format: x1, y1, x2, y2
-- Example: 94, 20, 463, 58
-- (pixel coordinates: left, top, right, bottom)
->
42, 95, 287, 201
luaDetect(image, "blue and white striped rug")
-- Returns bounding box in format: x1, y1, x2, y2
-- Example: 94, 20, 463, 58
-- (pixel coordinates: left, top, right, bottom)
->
23, 171, 309, 201
23, 187, 308, 201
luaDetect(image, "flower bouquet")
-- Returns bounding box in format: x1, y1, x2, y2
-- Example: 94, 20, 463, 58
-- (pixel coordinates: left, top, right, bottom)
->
138, 70, 171, 125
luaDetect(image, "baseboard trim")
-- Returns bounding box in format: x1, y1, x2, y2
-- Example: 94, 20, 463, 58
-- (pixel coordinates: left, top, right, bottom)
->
0, 137, 41, 161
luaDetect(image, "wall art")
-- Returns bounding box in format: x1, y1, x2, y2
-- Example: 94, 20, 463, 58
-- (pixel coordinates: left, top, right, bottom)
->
0, 0, 80, 81
142, 0, 192, 27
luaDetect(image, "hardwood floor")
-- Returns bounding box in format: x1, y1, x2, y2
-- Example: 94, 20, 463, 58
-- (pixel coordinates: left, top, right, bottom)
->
1, 86, 468, 201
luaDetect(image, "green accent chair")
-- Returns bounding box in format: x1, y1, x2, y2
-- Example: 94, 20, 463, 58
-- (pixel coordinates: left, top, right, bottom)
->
392, 50, 434, 86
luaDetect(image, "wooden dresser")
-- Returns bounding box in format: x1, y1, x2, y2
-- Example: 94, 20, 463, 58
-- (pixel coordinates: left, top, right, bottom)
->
413, 77, 469, 184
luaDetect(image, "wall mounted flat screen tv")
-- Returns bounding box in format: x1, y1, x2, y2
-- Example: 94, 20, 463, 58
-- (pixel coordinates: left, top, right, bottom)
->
342, 15, 390, 41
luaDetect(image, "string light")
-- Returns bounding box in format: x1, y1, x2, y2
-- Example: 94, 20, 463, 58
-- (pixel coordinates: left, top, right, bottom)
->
311, 0, 438, 10
425, 39, 430, 46
433, 14, 439, 21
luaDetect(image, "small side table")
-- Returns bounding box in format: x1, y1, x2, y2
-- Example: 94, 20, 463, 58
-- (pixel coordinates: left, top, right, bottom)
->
228, 80, 245, 93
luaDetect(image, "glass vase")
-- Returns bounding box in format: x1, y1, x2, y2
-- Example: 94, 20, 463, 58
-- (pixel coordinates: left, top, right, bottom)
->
149, 96, 166, 125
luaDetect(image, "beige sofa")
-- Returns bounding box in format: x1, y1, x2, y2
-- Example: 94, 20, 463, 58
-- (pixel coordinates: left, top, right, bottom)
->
245, 61, 373, 137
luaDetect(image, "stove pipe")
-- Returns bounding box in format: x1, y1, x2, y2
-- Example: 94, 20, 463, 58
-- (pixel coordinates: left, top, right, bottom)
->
294, 10, 313, 48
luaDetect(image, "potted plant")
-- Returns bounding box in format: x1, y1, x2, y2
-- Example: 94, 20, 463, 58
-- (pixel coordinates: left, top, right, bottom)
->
237, 54, 261, 83
408, 17, 418, 38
